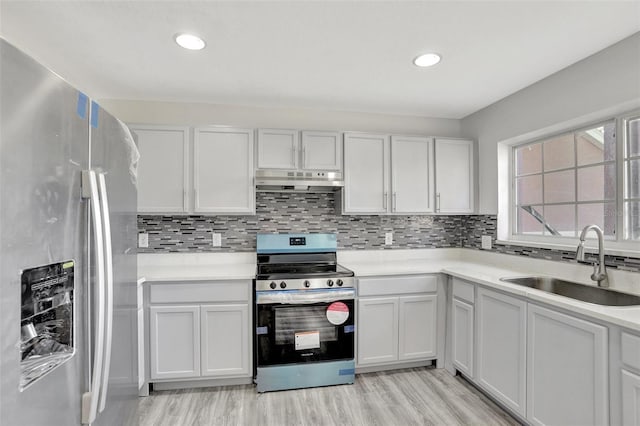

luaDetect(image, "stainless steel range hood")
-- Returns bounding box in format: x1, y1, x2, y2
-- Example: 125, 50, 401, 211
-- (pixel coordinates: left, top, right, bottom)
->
255, 170, 344, 193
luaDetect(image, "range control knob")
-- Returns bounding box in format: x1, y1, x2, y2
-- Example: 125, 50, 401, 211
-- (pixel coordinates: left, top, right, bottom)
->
280, 281, 287, 289
269, 281, 277, 289
336, 279, 344, 287
303, 280, 311, 288
327, 279, 334, 287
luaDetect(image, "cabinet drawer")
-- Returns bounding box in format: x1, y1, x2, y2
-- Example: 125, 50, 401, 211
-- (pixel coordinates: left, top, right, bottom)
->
150, 281, 250, 304
452, 278, 475, 304
622, 331, 640, 372
358, 275, 437, 297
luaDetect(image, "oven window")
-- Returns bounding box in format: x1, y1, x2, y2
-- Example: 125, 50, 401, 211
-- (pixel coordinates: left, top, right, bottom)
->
274, 305, 337, 345
256, 300, 354, 366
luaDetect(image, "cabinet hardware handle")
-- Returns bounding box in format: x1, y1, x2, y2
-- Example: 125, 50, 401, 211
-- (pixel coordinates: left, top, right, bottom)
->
393, 192, 397, 212
436, 193, 441, 212
383, 191, 388, 210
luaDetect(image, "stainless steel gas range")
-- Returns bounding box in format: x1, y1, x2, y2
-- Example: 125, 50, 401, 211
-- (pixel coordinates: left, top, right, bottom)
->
254, 233, 355, 393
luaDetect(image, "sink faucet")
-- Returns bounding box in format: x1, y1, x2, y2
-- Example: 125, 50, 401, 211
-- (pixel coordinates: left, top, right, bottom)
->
576, 224, 609, 288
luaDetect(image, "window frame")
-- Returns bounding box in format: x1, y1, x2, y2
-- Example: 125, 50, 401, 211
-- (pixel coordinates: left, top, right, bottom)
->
503, 109, 640, 254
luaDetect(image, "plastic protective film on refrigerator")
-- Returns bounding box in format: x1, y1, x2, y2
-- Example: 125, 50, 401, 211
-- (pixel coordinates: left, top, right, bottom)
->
20, 261, 75, 391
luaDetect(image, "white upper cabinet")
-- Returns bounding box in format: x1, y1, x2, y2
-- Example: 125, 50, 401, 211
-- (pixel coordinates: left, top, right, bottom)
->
343, 133, 389, 214
257, 129, 342, 171
301, 131, 342, 170
132, 125, 189, 213
193, 127, 255, 214
391, 136, 434, 213
257, 129, 299, 169
343, 133, 435, 214
435, 138, 475, 213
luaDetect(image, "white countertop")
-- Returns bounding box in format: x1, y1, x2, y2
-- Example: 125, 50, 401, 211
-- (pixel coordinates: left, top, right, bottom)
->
137, 248, 640, 332
338, 249, 640, 332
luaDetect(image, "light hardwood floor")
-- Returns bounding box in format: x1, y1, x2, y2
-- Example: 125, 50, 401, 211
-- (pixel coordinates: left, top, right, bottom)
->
136, 367, 520, 426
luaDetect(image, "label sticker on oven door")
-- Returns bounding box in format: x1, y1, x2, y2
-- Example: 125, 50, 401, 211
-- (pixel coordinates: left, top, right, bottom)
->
326, 302, 349, 325
295, 331, 320, 350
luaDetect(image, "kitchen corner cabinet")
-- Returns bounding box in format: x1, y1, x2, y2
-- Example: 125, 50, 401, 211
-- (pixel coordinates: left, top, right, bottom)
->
343, 133, 434, 214
131, 125, 189, 213
526, 304, 608, 426
434, 138, 474, 213
256, 129, 342, 171
357, 275, 438, 369
476, 287, 527, 417
193, 127, 255, 214
148, 281, 252, 384
451, 278, 475, 378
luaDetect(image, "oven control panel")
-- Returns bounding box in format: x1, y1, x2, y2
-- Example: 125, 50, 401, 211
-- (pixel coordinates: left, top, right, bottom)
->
256, 276, 354, 291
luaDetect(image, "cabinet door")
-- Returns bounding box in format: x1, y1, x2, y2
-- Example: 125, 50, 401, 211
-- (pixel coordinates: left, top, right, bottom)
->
622, 369, 640, 426
343, 133, 389, 214
527, 304, 608, 426
149, 305, 200, 380
301, 131, 342, 170
193, 127, 255, 214
435, 139, 474, 213
257, 128, 299, 169
357, 297, 398, 365
391, 136, 434, 213
452, 298, 474, 377
200, 304, 250, 377
398, 294, 437, 361
132, 125, 189, 213
476, 288, 527, 417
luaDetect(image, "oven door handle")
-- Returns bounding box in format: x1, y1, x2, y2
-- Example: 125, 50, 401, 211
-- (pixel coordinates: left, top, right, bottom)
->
256, 288, 355, 305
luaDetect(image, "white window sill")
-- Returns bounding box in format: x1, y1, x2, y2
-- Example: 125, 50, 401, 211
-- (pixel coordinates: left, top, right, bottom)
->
495, 239, 640, 259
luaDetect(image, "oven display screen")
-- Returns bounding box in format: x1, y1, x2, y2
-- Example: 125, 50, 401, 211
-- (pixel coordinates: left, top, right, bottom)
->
289, 237, 306, 246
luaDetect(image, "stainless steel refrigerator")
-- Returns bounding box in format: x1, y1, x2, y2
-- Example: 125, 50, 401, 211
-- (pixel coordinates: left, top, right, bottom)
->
0, 39, 139, 425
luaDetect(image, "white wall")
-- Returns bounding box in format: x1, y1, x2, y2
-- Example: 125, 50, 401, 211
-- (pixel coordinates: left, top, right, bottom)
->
462, 32, 640, 214
98, 99, 462, 137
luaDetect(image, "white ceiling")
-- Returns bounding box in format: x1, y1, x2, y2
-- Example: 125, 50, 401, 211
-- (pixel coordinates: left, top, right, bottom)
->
1, 1, 639, 119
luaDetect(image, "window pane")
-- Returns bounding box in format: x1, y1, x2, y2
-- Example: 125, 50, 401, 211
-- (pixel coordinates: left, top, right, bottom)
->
626, 201, 640, 240
516, 175, 542, 205
629, 159, 640, 199
515, 143, 542, 175
578, 203, 616, 238
544, 170, 575, 203
577, 164, 616, 201
628, 117, 640, 157
544, 204, 575, 237
577, 122, 616, 166
517, 205, 543, 235
544, 134, 574, 171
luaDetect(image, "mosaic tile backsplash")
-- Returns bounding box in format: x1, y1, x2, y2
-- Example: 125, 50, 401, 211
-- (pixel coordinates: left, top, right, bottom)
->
138, 192, 640, 273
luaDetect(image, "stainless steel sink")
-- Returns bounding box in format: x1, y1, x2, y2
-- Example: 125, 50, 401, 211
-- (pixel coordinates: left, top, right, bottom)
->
499, 276, 640, 306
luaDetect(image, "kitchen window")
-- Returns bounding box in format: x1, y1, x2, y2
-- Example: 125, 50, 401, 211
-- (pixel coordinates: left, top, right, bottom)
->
510, 111, 639, 246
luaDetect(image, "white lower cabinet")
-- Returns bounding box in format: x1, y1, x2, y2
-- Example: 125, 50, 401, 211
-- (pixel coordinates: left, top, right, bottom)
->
452, 298, 474, 377
476, 287, 527, 417
399, 295, 437, 360
622, 369, 640, 426
148, 281, 252, 385
527, 304, 608, 426
357, 275, 439, 369
200, 304, 249, 377
357, 297, 399, 365
150, 305, 200, 380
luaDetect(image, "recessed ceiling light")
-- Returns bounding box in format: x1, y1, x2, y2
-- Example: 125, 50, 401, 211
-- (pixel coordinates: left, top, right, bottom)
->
413, 53, 441, 67
174, 33, 206, 51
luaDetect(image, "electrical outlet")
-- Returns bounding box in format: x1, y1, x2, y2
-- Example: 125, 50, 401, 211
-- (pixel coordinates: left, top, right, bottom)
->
385, 232, 393, 245
138, 233, 149, 248
212, 233, 222, 247
481, 235, 492, 250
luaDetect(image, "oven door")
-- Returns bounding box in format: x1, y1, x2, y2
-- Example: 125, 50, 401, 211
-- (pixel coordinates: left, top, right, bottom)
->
255, 288, 355, 366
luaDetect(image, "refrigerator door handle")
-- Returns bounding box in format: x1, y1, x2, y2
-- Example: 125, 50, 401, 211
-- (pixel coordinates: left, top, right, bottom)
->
97, 173, 114, 414
81, 170, 106, 425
